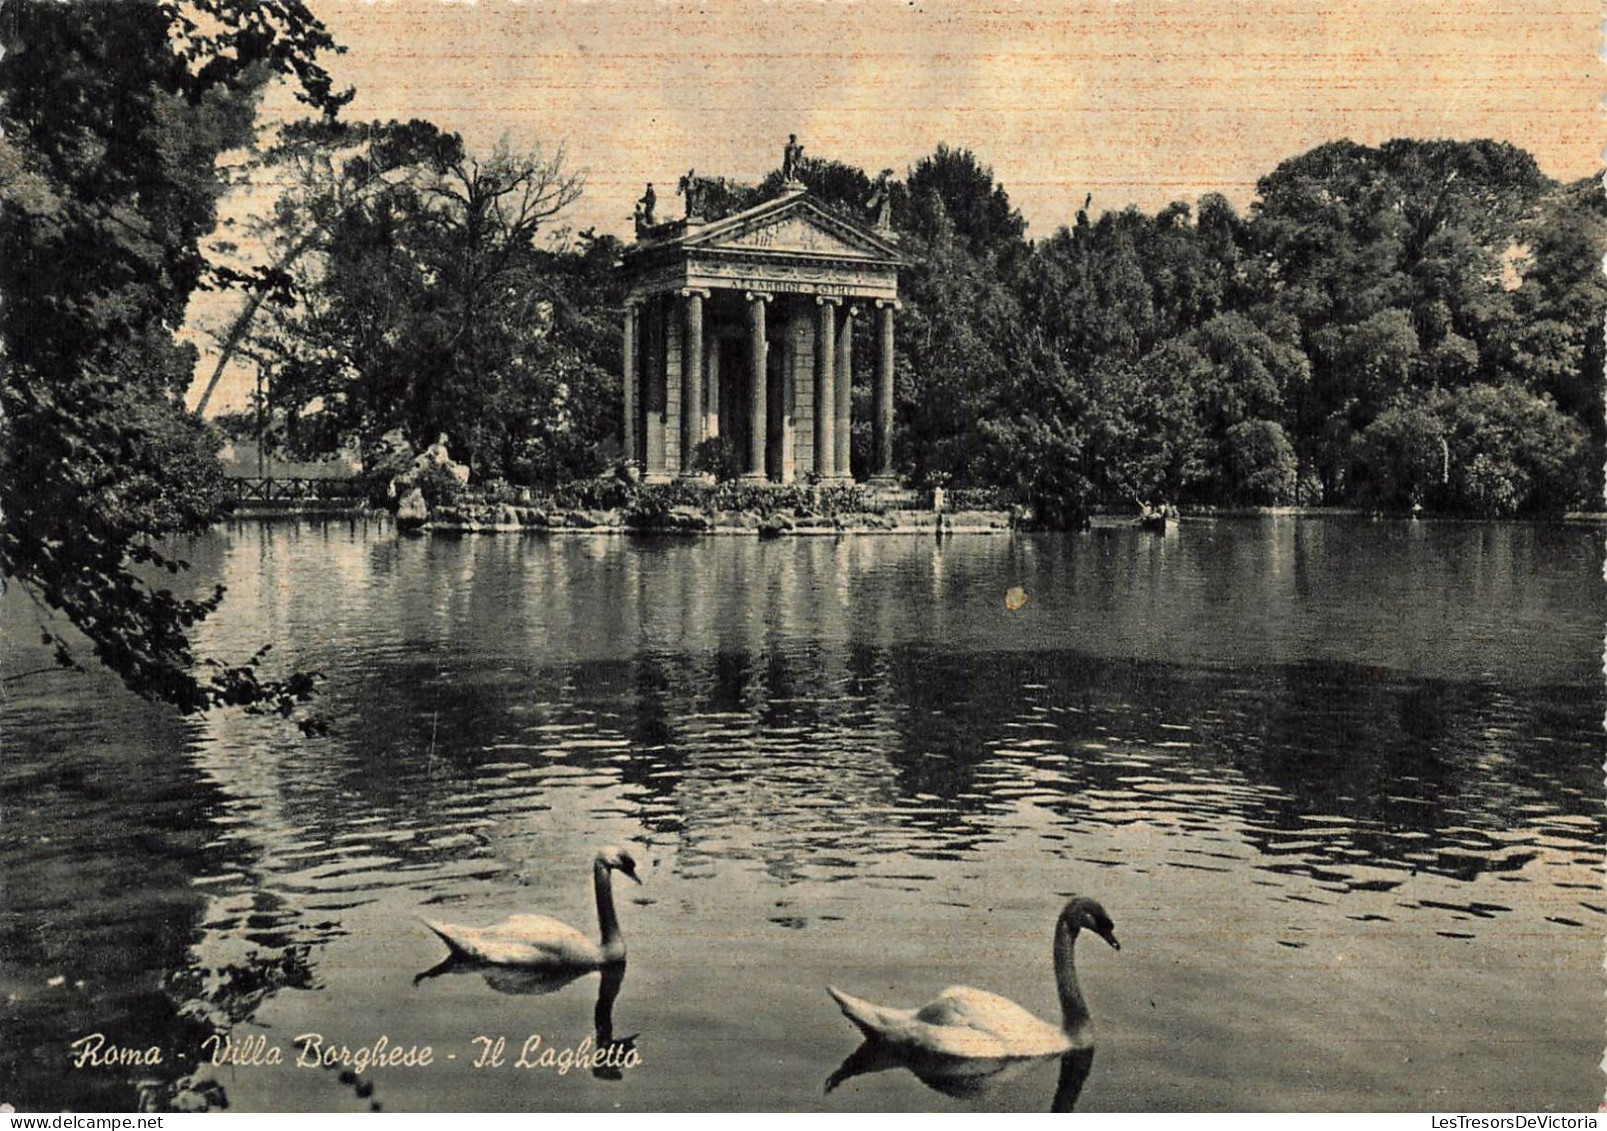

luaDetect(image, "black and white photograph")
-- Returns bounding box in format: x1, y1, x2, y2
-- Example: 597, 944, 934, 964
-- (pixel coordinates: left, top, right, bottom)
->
2, 0, 1603, 1114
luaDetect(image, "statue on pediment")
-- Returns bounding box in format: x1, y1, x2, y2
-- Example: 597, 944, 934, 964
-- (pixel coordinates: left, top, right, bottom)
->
678, 168, 704, 219
634, 183, 657, 236
865, 169, 893, 230
782, 134, 804, 184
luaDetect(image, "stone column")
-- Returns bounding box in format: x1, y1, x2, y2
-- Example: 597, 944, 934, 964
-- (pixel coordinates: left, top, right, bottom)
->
813, 296, 839, 479
745, 291, 770, 480
872, 299, 898, 482
680, 288, 708, 476
779, 314, 796, 482
621, 300, 638, 468
705, 334, 721, 439
645, 296, 667, 479
834, 304, 857, 480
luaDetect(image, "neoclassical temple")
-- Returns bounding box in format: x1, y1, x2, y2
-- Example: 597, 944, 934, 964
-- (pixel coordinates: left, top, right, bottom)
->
618, 180, 903, 482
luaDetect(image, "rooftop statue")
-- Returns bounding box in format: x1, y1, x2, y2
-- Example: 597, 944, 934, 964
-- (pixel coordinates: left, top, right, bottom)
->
865, 169, 893, 229
677, 167, 704, 219
633, 183, 657, 237
781, 133, 804, 184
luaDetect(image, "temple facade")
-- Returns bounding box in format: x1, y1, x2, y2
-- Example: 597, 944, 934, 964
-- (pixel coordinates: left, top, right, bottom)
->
618, 186, 903, 483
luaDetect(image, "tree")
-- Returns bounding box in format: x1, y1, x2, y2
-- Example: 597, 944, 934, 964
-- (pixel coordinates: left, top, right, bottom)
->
1353, 394, 1448, 510
1354, 383, 1588, 515
1097, 344, 1211, 505
1247, 139, 1568, 505
1438, 384, 1588, 516
405, 138, 586, 474
1224, 419, 1299, 505
893, 180, 1030, 485
1019, 197, 1286, 507
904, 144, 1026, 257
1499, 176, 1607, 501
1, 0, 346, 717
880, 145, 1048, 487
980, 344, 1097, 526
192, 117, 462, 415
506, 229, 628, 483
756, 154, 877, 219
248, 134, 593, 484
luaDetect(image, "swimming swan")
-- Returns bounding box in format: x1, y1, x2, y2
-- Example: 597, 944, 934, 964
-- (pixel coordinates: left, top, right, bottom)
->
827, 896, 1119, 1060
421, 845, 641, 970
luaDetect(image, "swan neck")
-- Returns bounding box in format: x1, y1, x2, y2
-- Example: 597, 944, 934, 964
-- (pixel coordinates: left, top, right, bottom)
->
594, 859, 623, 954
1054, 920, 1090, 1033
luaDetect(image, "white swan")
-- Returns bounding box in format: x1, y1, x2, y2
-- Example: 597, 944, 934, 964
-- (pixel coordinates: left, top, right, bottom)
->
827, 896, 1119, 1060
421, 846, 641, 970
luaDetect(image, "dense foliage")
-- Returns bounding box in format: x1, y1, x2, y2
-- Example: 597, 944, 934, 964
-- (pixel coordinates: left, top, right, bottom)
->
661, 141, 1602, 518
1, 0, 351, 715
245, 133, 1602, 521
908, 140, 1601, 519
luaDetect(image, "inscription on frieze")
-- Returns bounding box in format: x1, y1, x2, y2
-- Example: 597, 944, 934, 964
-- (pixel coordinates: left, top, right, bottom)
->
695, 259, 890, 285
684, 266, 897, 300
730, 279, 852, 296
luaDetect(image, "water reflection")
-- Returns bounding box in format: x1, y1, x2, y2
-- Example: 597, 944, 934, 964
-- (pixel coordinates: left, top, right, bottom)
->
2, 518, 1600, 1111
825, 1041, 1087, 1106
824, 1044, 1094, 1112
589, 965, 636, 1081
413, 954, 587, 996
411, 961, 637, 1082
0, 679, 263, 1112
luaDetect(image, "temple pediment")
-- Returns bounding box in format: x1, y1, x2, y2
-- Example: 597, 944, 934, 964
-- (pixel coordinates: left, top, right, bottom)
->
709, 214, 869, 256
621, 188, 901, 303
686, 197, 899, 262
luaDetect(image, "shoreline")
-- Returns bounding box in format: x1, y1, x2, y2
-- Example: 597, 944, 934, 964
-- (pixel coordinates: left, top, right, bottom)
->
219, 501, 1607, 530
418, 506, 1015, 536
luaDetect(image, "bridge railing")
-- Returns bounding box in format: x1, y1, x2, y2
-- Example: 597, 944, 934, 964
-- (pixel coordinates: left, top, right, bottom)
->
222, 477, 369, 504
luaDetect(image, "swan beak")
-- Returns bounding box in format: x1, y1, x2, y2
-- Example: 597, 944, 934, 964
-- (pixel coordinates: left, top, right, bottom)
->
1099, 930, 1120, 951
623, 868, 643, 885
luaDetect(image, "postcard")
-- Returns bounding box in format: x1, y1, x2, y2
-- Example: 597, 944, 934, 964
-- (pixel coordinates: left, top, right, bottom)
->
2, 0, 1602, 1115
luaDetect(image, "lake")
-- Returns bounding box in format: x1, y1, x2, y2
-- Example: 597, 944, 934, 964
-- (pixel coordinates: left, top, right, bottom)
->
2, 517, 1601, 1112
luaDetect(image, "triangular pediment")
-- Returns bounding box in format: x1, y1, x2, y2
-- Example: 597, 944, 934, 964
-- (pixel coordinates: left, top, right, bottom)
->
683, 194, 900, 263
704, 211, 874, 257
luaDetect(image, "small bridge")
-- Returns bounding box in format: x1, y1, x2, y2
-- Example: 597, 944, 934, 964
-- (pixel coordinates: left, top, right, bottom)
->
222, 476, 368, 508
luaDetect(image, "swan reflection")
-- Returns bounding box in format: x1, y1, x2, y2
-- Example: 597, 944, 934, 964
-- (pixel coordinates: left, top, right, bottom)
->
413, 960, 636, 1081
412, 954, 591, 996
824, 1045, 1094, 1111
588, 964, 636, 1080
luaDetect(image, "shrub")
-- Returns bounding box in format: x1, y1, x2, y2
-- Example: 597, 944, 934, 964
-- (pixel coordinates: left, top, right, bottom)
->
622, 490, 674, 528
1354, 399, 1446, 510
550, 477, 634, 511
944, 485, 1020, 510
708, 482, 802, 515
692, 436, 743, 482
1440, 384, 1588, 516
1224, 419, 1298, 505
413, 462, 468, 508
477, 477, 525, 505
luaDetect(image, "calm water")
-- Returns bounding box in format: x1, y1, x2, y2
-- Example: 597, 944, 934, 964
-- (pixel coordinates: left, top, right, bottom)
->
2, 518, 1601, 1112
